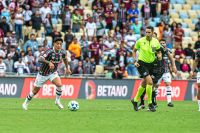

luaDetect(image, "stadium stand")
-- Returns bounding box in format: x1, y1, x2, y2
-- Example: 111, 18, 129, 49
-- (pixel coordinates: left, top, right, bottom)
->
0, 0, 199, 79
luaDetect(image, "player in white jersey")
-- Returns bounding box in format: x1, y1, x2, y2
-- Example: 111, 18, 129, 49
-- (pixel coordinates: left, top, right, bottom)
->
155, 39, 177, 107
190, 48, 200, 111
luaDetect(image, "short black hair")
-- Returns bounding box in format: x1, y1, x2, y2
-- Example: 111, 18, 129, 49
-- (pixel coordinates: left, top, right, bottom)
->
146, 26, 154, 32
160, 39, 166, 42
53, 37, 63, 43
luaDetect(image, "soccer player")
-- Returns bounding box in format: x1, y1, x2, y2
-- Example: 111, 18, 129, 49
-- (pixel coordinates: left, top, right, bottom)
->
131, 26, 160, 112
138, 39, 177, 109
190, 49, 200, 111
22, 37, 71, 110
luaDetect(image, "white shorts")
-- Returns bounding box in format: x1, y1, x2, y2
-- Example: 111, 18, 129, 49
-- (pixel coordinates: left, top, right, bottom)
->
157, 72, 171, 85
34, 72, 59, 87
197, 72, 200, 83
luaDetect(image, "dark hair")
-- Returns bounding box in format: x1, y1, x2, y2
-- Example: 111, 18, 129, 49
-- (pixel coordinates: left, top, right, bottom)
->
160, 39, 166, 42
146, 26, 154, 32
53, 37, 63, 43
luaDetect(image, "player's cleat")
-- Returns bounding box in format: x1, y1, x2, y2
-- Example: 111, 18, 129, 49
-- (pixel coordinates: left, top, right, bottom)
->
131, 99, 138, 111
22, 102, 29, 110
55, 100, 64, 109
167, 102, 174, 107
148, 103, 156, 112
138, 103, 145, 110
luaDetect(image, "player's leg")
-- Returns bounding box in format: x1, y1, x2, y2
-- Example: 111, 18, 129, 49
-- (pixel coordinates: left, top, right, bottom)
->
22, 74, 46, 110
138, 89, 146, 110
163, 73, 174, 107
145, 75, 156, 112
196, 72, 200, 111
131, 79, 146, 111
50, 73, 64, 109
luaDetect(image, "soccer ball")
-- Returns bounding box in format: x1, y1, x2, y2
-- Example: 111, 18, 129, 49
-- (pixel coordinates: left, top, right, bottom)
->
68, 100, 79, 111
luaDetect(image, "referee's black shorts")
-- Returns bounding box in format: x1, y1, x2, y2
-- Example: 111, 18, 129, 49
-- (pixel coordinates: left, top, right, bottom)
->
137, 60, 155, 78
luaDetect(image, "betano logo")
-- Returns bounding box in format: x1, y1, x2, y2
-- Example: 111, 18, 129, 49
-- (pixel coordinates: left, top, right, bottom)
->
85, 80, 128, 99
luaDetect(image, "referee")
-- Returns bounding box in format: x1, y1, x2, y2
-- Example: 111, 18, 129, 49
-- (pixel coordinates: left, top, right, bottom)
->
131, 26, 160, 112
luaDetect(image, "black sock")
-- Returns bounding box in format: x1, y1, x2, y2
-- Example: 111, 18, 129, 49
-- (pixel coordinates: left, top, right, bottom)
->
152, 90, 157, 105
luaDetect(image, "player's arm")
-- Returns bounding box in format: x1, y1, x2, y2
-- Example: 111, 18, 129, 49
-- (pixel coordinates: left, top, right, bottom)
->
62, 52, 71, 74
190, 59, 198, 78
133, 47, 140, 67
38, 50, 55, 70
167, 51, 177, 73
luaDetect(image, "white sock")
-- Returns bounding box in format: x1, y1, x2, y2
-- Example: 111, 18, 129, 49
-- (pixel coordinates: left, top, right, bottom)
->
166, 86, 172, 103
25, 91, 34, 103
56, 86, 62, 101
198, 100, 200, 110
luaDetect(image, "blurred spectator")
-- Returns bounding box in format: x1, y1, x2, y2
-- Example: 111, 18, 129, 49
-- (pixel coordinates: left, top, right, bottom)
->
149, 0, 158, 20
14, 8, 24, 40
83, 56, 94, 74
23, 5, 32, 26
64, 29, 74, 50
160, 10, 170, 24
31, 0, 41, 14
175, 45, 185, 59
141, 18, 149, 37
131, 18, 142, 36
31, 11, 42, 32
43, 13, 53, 36
0, 56, 6, 76
114, 26, 122, 41
158, 21, 165, 40
126, 52, 138, 76
62, 6, 71, 32
170, 21, 177, 32
80, 35, 90, 59
105, 9, 115, 30
70, 55, 79, 72
0, 17, 10, 36
14, 58, 30, 75
89, 37, 101, 65
96, 15, 106, 40
86, 17, 96, 40
194, 36, 200, 50
180, 59, 191, 73
23, 33, 38, 53
51, 0, 62, 18
163, 24, 173, 49
72, 60, 83, 74
24, 50, 36, 73
141, 0, 151, 20
194, 18, 200, 32
116, 2, 127, 28
173, 23, 184, 49
160, 0, 170, 15
184, 43, 195, 59
127, 3, 139, 23
68, 37, 81, 59
51, 26, 62, 41
72, 9, 82, 33
124, 29, 137, 49
92, 0, 102, 11
3, 53, 13, 73
71, 0, 80, 7
116, 44, 127, 69
39, 2, 51, 21
8, 45, 19, 62
112, 65, 123, 79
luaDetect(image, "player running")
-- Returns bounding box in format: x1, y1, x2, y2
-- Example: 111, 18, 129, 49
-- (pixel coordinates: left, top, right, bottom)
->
22, 37, 71, 110
138, 39, 177, 110
190, 48, 200, 111
131, 26, 160, 112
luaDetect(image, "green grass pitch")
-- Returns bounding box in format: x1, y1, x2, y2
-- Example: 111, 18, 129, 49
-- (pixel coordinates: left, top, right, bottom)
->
0, 99, 199, 133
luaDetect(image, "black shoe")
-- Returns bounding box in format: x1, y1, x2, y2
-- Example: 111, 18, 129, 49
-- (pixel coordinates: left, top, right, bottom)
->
153, 102, 158, 108
148, 103, 156, 112
167, 102, 174, 107
138, 103, 145, 110
131, 99, 138, 111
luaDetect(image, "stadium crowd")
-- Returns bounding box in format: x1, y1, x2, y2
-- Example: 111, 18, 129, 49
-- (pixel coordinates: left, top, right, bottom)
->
0, 0, 199, 79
